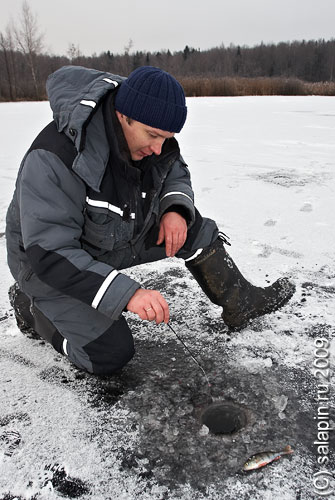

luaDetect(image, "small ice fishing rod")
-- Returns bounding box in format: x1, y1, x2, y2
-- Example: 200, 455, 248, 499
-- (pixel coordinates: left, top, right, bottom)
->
167, 322, 211, 388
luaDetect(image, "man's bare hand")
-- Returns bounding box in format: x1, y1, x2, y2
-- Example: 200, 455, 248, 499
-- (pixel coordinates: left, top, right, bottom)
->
157, 211, 187, 257
126, 288, 170, 324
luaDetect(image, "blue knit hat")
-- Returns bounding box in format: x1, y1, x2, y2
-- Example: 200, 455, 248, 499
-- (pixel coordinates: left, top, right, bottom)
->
115, 66, 187, 133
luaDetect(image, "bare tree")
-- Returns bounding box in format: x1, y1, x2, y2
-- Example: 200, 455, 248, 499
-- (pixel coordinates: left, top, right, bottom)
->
124, 38, 134, 56
0, 24, 18, 100
14, 1, 44, 99
67, 43, 82, 63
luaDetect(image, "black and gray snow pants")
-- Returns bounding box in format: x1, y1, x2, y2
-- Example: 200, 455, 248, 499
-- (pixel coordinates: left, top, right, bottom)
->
13, 214, 218, 375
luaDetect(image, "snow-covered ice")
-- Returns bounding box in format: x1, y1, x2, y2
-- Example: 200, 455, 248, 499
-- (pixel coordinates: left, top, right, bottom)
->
0, 96, 334, 499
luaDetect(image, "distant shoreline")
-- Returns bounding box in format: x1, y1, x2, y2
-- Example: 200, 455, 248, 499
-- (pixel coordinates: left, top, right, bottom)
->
1, 76, 334, 103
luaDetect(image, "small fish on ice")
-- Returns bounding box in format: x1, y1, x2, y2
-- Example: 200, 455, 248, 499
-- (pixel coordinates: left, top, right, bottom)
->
243, 445, 294, 471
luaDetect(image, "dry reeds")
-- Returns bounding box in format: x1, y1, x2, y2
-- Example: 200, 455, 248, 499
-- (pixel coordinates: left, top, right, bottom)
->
179, 77, 335, 97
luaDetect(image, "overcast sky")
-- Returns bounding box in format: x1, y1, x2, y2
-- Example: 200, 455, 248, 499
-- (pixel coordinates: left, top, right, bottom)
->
1, 0, 335, 56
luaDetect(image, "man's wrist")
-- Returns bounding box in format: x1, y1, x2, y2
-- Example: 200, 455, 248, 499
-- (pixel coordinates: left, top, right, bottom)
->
163, 205, 189, 223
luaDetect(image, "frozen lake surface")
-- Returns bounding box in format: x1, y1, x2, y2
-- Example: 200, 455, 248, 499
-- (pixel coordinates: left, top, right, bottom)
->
0, 96, 334, 499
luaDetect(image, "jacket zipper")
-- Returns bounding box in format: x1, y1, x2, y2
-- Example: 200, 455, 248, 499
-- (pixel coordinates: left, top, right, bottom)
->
130, 152, 178, 254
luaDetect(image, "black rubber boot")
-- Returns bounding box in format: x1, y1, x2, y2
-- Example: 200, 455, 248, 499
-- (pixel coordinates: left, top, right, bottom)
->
186, 237, 295, 329
8, 283, 65, 353
8, 283, 40, 339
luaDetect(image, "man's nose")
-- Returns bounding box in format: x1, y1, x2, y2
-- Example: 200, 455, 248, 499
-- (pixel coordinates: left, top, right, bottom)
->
150, 139, 164, 156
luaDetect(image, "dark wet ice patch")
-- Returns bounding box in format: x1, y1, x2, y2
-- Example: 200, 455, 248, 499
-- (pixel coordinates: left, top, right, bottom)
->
251, 169, 332, 187
89, 336, 320, 496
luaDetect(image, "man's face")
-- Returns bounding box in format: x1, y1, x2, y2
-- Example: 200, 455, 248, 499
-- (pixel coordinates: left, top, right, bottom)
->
116, 111, 175, 161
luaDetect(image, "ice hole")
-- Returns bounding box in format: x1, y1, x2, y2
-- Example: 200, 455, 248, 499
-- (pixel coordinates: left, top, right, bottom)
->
201, 402, 247, 435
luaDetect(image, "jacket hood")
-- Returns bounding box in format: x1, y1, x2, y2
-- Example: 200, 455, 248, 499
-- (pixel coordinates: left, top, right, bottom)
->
46, 66, 126, 192
46, 65, 125, 149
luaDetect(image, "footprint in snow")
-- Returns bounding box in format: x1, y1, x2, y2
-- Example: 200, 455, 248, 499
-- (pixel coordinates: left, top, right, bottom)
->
0, 494, 38, 500
41, 463, 89, 498
264, 219, 277, 226
300, 202, 313, 212
0, 412, 31, 427
0, 429, 21, 456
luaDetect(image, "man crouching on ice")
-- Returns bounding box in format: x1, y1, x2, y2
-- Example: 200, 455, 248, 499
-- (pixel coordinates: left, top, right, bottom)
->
6, 65, 295, 374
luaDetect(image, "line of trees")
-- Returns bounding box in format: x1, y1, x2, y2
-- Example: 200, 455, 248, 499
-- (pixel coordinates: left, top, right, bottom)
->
1, 2, 335, 101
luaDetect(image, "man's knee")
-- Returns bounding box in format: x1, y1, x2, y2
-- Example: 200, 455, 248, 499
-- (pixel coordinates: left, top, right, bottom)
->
177, 211, 218, 259
75, 318, 135, 375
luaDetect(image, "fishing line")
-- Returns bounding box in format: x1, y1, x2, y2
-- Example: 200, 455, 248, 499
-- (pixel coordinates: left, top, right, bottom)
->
167, 322, 211, 389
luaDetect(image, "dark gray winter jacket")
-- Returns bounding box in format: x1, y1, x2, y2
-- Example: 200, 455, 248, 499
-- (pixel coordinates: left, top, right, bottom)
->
6, 66, 196, 320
